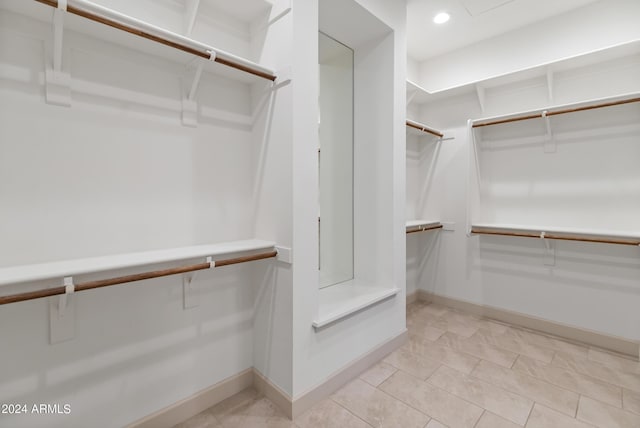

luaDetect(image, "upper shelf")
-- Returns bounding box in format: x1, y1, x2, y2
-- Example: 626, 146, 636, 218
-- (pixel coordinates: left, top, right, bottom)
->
471, 92, 640, 128
407, 40, 640, 105
5, 0, 277, 83
471, 224, 640, 247
0, 239, 276, 287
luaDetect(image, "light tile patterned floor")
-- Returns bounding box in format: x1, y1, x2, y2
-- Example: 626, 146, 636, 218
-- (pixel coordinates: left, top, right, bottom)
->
176, 301, 640, 428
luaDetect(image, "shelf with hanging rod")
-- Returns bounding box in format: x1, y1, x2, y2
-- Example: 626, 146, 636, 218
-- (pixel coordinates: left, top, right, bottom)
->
32, 0, 277, 82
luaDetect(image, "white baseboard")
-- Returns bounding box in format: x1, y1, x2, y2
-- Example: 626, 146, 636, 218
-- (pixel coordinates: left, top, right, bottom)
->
290, 329, 407, 418
127, 368, 254, 428
406, 290, 418, 305
417, 290, 640, 360
127, 330, 407, 426
253, 368, 294, 419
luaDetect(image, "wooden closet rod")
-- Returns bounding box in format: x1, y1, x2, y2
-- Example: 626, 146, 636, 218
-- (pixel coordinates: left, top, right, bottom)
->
407, 224, 443, 234
471, 227, 640, 246
34, 0, 277, 81
0, 250, 277, 306
406, 120, 444, 138
473, 97, 640, 128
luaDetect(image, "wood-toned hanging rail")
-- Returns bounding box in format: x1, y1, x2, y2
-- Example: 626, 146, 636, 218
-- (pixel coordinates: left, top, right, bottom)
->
406, 119, 444, 138
34, 0, 277, 81
473, 96, 640, 128
0, 250, 277, 306
471, 226, 640, 246
407, 224, 443, 234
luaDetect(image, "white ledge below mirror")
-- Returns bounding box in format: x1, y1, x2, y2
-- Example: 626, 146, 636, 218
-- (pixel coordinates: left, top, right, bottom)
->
312, 281, 400, 330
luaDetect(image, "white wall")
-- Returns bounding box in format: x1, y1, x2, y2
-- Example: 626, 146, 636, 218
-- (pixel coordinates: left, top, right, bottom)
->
417, 0, 640, 92
0, 2, 285, 427
291, 0, 407, 398
407, 8, 640, 342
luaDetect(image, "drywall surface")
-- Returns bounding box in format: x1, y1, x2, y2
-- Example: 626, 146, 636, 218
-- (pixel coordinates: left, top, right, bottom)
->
408, 34, 640, 341
417, 0, 640, 92
291, 0, 407, 398
0, 3, 275, 427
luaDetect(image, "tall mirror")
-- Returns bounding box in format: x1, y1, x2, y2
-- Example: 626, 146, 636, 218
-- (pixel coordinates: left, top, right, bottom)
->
318, 32, 354, 288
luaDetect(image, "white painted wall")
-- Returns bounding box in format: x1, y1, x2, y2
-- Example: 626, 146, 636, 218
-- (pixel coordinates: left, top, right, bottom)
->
407, 13, 640, 341
416, 0, 640, 92
291, 0, 407, 398
0, 2, 285, 427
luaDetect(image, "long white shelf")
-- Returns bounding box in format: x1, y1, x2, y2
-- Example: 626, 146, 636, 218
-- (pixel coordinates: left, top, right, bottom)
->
406, 220, 442, 234
1, 1, 276, 84
471, 92, 640, 128
313, 281, 400, 329
471, 224, 640, 246
0, 240, 276, 287
407, 40, 640, 105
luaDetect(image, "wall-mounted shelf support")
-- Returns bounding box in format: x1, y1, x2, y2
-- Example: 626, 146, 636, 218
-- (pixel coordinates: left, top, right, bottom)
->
183, 0, 201, 37
542, 110, 556, 153
49, 275, 76, 344
181, 56, 208, 127
476, 84, 485, 113
546, 68, 554, 103
45, 0, 71, 106
540, 232, 556, 265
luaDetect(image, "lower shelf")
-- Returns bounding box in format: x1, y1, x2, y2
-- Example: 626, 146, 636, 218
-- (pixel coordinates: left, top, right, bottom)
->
471, 224, 640, 246
313, 281, 400, 329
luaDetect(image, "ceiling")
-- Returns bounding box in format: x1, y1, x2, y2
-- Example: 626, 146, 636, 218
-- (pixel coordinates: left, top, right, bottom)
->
407, 0, 601, 61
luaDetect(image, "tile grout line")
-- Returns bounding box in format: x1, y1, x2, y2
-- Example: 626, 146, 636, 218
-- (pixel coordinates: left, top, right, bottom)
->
472, 409, 486, 428
328, 395, 375, 428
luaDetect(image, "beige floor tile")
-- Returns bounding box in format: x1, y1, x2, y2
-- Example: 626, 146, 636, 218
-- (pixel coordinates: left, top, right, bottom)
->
383, 347, 441, 380
406, 301, 429, 315
577, 396, 640, 428
623, 388, 640, 415
552, 352, 640, 393
475, 411, 522, 428
209, 389, 261, 418
588, 349, 640, 374
472, 360, 579, 417
295, 399, 371, 428
425, 420, 448, 428
504, 328, 589, 359
477, 319, 510, 335
332, 379, 431, 428
514, 355, 622, 407
214, 396, 293, 428
407, 319, 447, 341
404, 335, 480, 374
413, 303, 450, 319
471, 329, 555, 364
360, 362, 398, 387
428, 365, 533, 425
379, 370, 483, 428
526, 403, 596, 428
430, 317, 480, 338
174, 410, 223, 428
436, 332, 518, 368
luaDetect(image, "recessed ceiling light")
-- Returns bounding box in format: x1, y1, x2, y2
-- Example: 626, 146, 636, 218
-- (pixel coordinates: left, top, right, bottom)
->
433, 12, 450, 24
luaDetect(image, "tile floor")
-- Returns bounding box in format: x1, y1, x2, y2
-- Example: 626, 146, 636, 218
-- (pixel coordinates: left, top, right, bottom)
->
176, 301, 640, 428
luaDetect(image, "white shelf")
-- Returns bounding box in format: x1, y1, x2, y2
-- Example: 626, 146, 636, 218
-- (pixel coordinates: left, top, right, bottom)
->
313, 281, 400, 329
0, 0, 276, 84
0, 239, 276, 287
408, 40, 640, 105
406, 220, 441, 230
471, 92, 640, 127
471, 224, 640, 245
